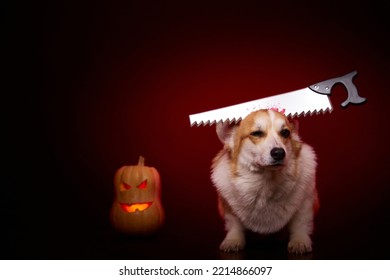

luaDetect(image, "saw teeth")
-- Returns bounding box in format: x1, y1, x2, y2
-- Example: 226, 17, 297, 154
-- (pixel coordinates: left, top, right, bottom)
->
191, 118, 243, 127
227, 118, 241, 124
287, 107, 333, 118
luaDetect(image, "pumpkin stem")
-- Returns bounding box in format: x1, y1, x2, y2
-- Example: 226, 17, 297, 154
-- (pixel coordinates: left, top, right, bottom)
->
138, 155, 145, 166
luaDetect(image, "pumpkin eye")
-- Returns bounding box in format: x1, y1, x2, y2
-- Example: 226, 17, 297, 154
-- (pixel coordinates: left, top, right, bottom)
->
281, 128, 290, 138
137, 179, 147, 189
122, 183, 132, 190
250, 130, 264, 137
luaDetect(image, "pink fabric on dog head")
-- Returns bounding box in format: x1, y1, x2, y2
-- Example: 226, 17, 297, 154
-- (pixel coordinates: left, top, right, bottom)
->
269, 107, 286, 114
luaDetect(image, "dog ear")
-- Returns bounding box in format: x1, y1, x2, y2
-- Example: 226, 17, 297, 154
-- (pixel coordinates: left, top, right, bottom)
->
216, 122, 237, 147
291, 119, 299, 134
290, 118, 302, 142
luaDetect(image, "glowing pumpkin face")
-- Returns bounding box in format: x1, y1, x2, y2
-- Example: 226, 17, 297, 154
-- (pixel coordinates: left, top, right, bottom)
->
110, 156, 165, 235
118, 179, 152, 213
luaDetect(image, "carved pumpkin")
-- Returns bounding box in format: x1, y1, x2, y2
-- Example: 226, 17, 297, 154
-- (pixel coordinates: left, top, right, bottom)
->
110, 156, 165, 234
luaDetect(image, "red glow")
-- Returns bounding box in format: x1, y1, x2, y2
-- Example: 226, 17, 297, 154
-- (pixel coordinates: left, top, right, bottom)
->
137, 179, 147, 189
122, 183, 132, 190
120, 179, 147, 191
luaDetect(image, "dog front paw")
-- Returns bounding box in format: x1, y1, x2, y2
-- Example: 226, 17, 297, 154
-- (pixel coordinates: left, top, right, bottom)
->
219, 237, 245, 252
288, 237, 312, 254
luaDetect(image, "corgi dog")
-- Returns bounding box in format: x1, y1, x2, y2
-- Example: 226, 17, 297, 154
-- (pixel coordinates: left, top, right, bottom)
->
211, 109, 318, 254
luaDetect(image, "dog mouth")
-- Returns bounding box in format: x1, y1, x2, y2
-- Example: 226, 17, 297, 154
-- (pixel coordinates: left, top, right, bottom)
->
261, 158, 285, 168
266, 163, 284, 169
270, 161, 284, 167
252, 160, 284, 169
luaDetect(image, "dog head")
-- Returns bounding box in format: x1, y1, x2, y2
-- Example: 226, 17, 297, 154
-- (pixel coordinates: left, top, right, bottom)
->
216, 109, 301, 172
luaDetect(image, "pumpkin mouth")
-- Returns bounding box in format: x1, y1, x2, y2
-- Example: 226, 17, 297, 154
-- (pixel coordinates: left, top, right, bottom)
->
119, 202, 153, 213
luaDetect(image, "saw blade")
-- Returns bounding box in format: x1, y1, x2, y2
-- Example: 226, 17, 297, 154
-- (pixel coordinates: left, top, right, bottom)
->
189, 87, 333, 126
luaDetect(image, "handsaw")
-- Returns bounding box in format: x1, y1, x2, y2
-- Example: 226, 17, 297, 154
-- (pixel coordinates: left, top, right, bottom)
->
189, 71, 366, 126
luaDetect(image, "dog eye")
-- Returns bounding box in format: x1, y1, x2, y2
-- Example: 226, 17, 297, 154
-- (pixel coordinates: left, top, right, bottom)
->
280, 129, 290, 138
250, 130, 264, 137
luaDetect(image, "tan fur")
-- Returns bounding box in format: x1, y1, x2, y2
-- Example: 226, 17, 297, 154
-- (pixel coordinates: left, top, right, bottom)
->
211, 109, 318, 254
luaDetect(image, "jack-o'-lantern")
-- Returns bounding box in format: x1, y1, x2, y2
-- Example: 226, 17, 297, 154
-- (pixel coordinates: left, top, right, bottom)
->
110, 156, 165, 234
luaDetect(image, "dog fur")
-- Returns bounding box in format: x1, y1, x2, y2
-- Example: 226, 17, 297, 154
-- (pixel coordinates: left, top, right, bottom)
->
211, 109, 318, 254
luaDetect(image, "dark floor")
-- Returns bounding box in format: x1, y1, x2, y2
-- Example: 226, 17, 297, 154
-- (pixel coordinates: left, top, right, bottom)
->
3, 213, 389, 260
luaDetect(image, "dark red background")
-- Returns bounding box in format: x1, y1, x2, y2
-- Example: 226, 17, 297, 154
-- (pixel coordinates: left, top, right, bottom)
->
4, 1, 390, 259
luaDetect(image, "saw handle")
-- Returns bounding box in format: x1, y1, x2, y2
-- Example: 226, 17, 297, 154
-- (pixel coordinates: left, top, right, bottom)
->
309, 71, 366, 107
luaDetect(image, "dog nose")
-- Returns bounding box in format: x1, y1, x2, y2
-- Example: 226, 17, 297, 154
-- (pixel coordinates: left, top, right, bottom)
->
270, 148, 285, 161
